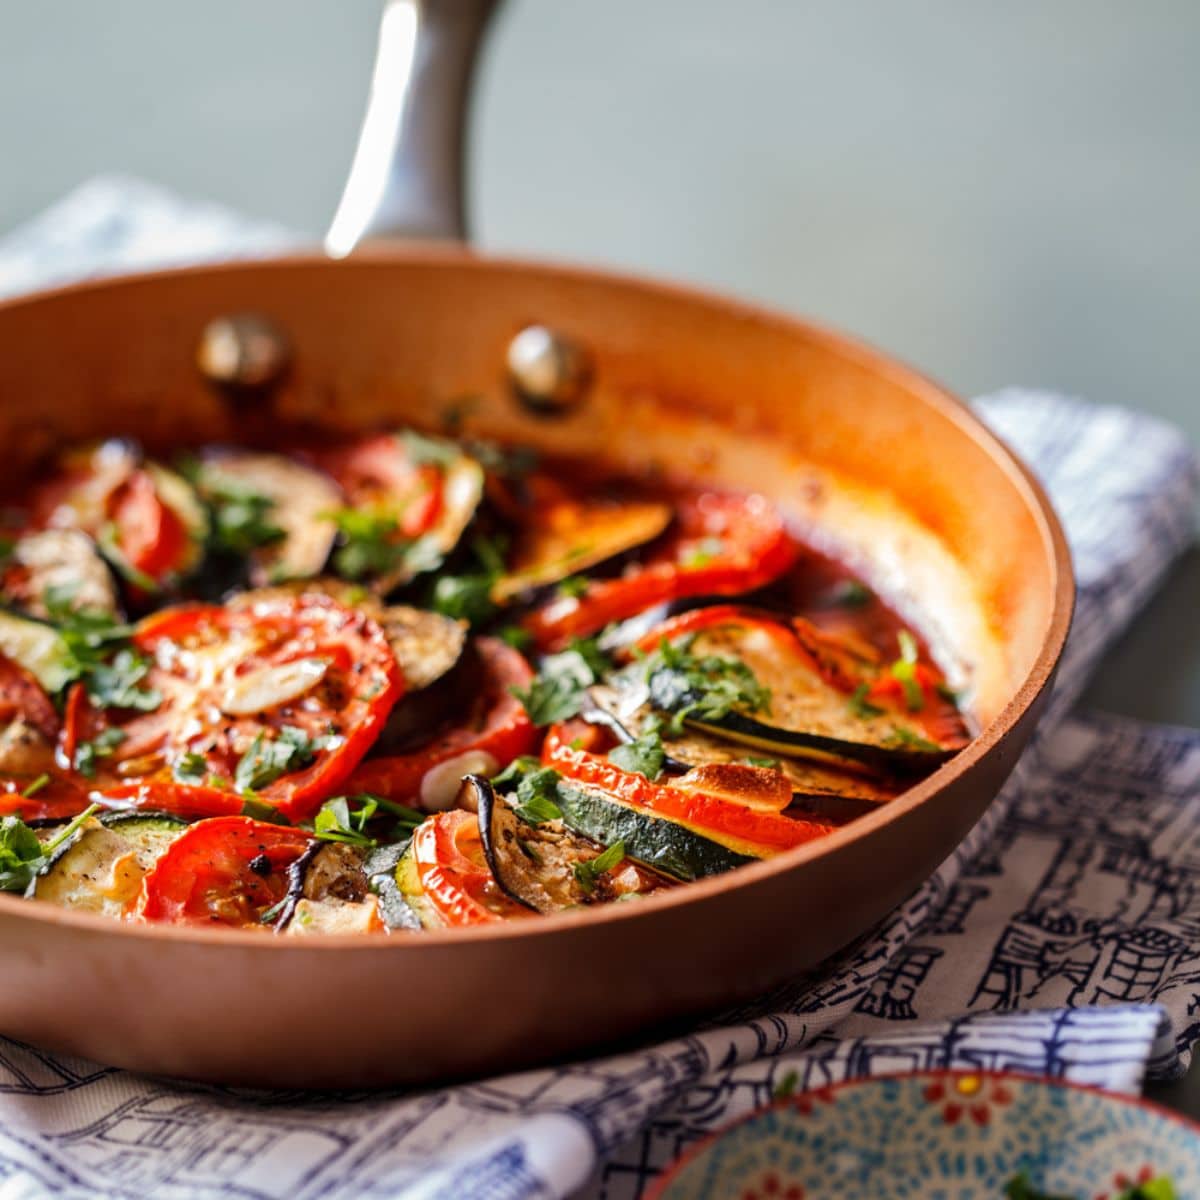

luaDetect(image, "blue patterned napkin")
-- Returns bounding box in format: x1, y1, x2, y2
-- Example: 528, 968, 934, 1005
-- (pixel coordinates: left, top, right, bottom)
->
0, 181, 1196, 1200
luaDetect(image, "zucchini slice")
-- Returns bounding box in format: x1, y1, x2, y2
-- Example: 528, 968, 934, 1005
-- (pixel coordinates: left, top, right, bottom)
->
553, 779, 754, 882
638, 611, 958, 772
1, 530, 121, 620
193, 451, 342, 585
474, 775, 669, 912
33, 812, 187, 916
492, 497, 673, 603
0, 609, 74, 695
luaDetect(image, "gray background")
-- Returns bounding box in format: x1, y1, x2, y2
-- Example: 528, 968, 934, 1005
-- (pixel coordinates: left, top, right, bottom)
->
1, 0, 1197, 1106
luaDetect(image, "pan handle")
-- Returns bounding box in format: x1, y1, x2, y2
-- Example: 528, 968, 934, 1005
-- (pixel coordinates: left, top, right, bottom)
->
325, 0, 501, 256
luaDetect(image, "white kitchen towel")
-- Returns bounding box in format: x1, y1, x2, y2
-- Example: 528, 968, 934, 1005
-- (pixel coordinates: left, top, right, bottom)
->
0, 180, 1195, 1200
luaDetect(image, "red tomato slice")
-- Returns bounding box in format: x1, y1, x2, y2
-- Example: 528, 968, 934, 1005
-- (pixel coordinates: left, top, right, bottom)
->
543, 720, 834, 856
64, 594, 403, 820
108, 470, 189, 584
319, 433, 445, 539
412, 810, 531, 926
523, 490, 798, 649
0, 655, 91, 820
0, 653, 60, 743
137, 816, 314, 926
29, 445, 195, 590
344, 637, 538, 808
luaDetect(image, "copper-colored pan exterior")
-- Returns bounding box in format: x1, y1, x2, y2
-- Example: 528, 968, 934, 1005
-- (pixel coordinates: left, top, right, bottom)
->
0, 251, 1072, 1086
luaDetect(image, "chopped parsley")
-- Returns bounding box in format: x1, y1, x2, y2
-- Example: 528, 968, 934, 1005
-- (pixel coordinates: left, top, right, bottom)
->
498, 624, 533, 651
642, 634, 771, 734
172, 752, 209, 785
199, 481, 285, 557
328, 509, 407, 580
740, 756, 781, 769
511, 637, 612, 726
234, 726, 334, 794
73, 728, 126, 777
607, 722, 665, 780
883, 726, 942, 754
41, 587, 160, 710
431, 536, 508, 626
0, 804, 100, 895
555, 575, 589, 600
679, 537, 725, 568
573, 840, 626, 894
848, 682, 884, 720
493, 757, 564, 825
20, 773, 50, 799
84, 647, 162, 712
310, 793, 423, 846
889, 629, 924, 712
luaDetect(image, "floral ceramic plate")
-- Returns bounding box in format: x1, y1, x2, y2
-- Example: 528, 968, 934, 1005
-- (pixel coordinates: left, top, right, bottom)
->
648, 1071, 1200, 1199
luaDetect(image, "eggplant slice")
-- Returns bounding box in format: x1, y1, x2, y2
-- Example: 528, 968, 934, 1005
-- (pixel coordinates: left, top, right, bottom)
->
1, 530, 121, 620
633, 613, 959, 772
585, 682, 903, 808
279, 841, 390, 936
471, 775, 671, 911
194, 451, 342, 585
492, 497, 673, 603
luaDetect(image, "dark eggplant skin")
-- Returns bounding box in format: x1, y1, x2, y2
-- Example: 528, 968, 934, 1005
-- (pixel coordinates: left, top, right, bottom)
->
471, 775, 540, 913
266, 841, 323, 932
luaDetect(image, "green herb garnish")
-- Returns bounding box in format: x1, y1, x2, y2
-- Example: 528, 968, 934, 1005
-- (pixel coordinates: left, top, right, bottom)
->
848, 682, 884, 720
511, 637, 612, 726
84, 647, 162, 712
20, 773, 50, 799
642, 634, 771, 734
431, 536, 508, 626
607, 722, 665, 780
73, 728, 126, 777
556, 575, 589, 600
0, 804, 100, 894
206, 485, 285, 557
493, 758, 564, 825
883, 726, 942, 754
889, 629, 924, 712
328, 509, 407, 580
572, 840, 626, 894
172, 751, 209, 785
740, 756, 781, 769
234, 726, 334, 793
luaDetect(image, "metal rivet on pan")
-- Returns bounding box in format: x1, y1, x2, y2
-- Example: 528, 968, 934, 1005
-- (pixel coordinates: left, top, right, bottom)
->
506, 325, 592, 416
196, 314, 291, 390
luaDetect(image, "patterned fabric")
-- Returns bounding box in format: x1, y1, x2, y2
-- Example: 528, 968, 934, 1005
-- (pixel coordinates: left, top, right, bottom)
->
0, 181, 1196, 1200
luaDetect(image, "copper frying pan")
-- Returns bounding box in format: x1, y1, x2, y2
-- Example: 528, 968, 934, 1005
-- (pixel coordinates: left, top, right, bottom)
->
0, 1, 1072, 1087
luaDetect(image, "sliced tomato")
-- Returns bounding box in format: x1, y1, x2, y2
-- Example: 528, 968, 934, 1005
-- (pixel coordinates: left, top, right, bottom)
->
320, 433, 445, 539
0, 653, 60, 743
523, 490, 798, 649
344, 637, 538, 809
412, 809, 532, 926
29, 443, 202, 591
137, 816, 313, 926
0, 655, 90, 820
108, 470, 189, 584
64, 594, 402, 820
543, 720, 834, 857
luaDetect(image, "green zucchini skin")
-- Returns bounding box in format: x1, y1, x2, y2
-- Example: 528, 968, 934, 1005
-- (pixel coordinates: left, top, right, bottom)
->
553, 780, 753, 882
0, 609, 74, 695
